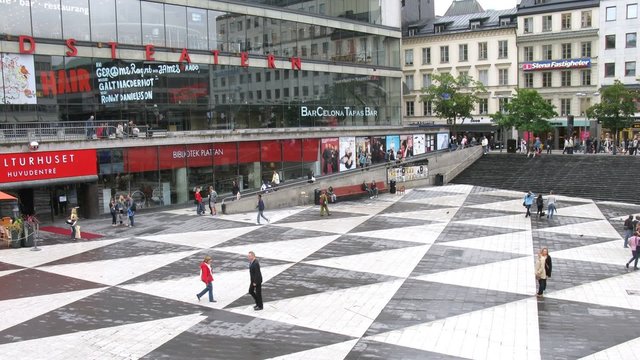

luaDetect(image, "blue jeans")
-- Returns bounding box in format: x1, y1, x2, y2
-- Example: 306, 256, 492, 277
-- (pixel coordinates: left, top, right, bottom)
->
129, 214, 135, 226
547, 204, 556, 219
257, 210, 268, 224
197, 282, 214, 302
624, 229, 633, 247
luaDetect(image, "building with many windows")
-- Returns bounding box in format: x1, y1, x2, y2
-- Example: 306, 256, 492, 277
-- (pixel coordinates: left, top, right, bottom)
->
599, 0, 640, 88
516, 0, 600, 147
401, 6, 518, 134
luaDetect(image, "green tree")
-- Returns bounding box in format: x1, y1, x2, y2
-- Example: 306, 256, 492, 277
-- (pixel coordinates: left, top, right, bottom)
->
492, 88, 557, 142
586, 80, 637, 155
420, 73, 485, 135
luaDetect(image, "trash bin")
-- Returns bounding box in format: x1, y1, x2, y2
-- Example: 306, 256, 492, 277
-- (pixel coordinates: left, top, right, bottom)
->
221, 202, 227, 214
389, 180, 397, 194
507, 139, 517, 153
21, 225, 34, 247
435, 173, 444, 186
314, 188, 321, 205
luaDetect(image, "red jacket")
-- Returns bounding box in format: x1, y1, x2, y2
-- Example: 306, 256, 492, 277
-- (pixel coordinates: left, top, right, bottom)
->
200, 262, 213, 283
195, 192, 203, 203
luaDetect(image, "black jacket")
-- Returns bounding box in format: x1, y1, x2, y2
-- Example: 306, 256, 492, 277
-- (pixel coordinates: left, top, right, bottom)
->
544, 255, 552, 277
250, 259, 262, 284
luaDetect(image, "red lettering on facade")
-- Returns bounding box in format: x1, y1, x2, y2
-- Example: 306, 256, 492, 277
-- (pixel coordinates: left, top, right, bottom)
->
290, 57, 302, 70
178, 48, 191, 63
145, 45, 155, 61
41, 71, 57, 96
107, 42, 118, 59
40, 69, 92, 96
65, 38, 78, 57
267, 54, 276, 69
211, 50, 219, 65
19, 36, 35, 54
240, 52, 249, 67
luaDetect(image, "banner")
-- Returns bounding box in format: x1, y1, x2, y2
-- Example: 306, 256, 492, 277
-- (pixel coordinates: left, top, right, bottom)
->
321, 138, 338, 175
387, 165, 428, 182
413, 134, 426, 155
0, 53, 37, 104
0, 149, 97, 183
386, 135, 400, 161
339, 137, 356, 172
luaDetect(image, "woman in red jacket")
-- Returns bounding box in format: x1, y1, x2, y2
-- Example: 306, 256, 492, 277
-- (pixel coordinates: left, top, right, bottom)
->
195, 187, 204, 215
196, 255, 216, 302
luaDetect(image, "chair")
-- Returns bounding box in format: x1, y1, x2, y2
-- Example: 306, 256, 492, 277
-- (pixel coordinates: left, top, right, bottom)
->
398, 186, 406, 195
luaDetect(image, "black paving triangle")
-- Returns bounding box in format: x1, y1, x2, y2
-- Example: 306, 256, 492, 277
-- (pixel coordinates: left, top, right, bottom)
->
538, 298, 640, 360
548, 258, 627, 292
463, 193, 525, 206
530, 215, 597, 230
452, 206, 521, 221
125, 249, 292, 284
346, 339, 466, 360
0, 268, 104, 301
596, 202, 640, 220
225, 263, 398, 308
532, 231, 615, 253
0, 287, 209, 345
410, 244, 526, 277
160, 216, 256, 234
142, 310, 354, 360
40, 239, 198, 266
436, 222, 521, 243
276, 208, 366, 223
215, 225, 336, 247
303, 234, 425, 261
0, 261, 23, 272
469, 186, 520, 197
380, 201, 456, 214
365, 279, 528, 336
349, 215, 438, 233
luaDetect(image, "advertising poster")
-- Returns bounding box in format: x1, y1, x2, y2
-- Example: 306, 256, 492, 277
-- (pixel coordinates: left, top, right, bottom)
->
437, 133, 450, 150
320, 138, 339, 175
339, 136, 356, 172
0, 53, 37, 104
355, 136, 371, 168
386, 135, 400, 161
370, 136, 386, 164
387, 165, 428, 182
413, 134, 426, 155
399, 135, 414, 160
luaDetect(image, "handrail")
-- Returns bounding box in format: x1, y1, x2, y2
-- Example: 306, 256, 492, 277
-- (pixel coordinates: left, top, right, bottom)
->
443, 147, 483, 182
0, 120, 152, 143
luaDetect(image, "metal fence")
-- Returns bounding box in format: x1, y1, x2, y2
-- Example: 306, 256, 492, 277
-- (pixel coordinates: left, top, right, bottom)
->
0, 120, 152, 143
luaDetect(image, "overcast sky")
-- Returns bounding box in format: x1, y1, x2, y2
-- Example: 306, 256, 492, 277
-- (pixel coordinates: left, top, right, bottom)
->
435, 0, 519, 16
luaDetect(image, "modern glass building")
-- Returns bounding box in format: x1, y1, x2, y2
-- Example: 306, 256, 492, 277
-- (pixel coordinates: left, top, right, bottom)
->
0, 0, 443, 219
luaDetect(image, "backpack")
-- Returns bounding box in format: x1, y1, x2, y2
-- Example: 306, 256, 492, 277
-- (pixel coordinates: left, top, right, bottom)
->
625, 218, 633, 229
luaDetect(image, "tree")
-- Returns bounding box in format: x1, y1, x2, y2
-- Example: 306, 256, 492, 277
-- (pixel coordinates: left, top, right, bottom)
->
492, 88, 557, 142
420, 73, 485, 135
586, 80, 637, 155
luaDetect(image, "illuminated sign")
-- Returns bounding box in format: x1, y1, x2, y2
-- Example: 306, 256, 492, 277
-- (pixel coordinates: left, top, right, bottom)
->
522, 58, 591, 71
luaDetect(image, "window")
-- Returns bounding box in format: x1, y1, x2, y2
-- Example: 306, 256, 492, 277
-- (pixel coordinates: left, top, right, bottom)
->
524, 73, 533, 88
542, 72, 552, 87
404, 49, 414, 65
478, 42, 488, 60
561, 71, 571, 86
422, 73, 432, 87
524, 46, 533, 62
459, 44, 468, 62
628, 4, 638, 19
606, 35, 616, 49
542, 15, 552, 32
422, 47, 431, 64
478, 69, 488, 86
499, 98, 509, 112
406, 101, 415, 116
524, 17, 533, 33
498, 68, 509, 85
561, 13, 571, 30
561, 99, 571, 116
440, 46, 449, 63
498, 40, 508, 58
561, 43, 572, 59
423, 101, 433, 116
626, 61, 636, 76
605, 62, 616, 77
581, 42, 592, 58
607, 6, 616, 21
405, 75, 414, 91
478, 98, 488, 114
581, 10, 592, 28
91, 0, 117, 42
459, 71, 468, 79
627, 33, 637, 48
542, 45, 552, 60
581, 70, 591, 85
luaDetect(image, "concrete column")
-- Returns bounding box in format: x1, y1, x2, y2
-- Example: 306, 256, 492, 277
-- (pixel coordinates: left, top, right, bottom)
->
176, 167, 188, 204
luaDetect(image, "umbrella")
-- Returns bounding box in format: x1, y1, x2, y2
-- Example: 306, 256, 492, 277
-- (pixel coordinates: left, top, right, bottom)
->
0, 191, 17, 201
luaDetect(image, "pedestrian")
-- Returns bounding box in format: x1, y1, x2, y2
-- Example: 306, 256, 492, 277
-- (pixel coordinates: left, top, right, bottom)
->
523, 191, 535, 218
232, 180, 241, 200
623, 215, 634, 248
536, 194, 544, 218
481, 136, 489, 155
626, 232, 640, 270
256, 194, 269, 224
196, 255, 216, 302
535, 248, 552, 298
67, 208, 79, 239
547, 191, 557, 219
208, 186, 218, 215
319, 190, 330, 216
109, 198, 117, 226
127, 194, 136, 227
545, 136, 552, 154
370, 180, 379, 199
194, 187, 204, 215
271, 170, 280, 190
117, 195, 126, 226
248, 251, 263, 310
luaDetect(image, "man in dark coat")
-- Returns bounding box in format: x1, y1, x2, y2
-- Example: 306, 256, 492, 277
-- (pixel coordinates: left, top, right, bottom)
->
248, 251, 263, 310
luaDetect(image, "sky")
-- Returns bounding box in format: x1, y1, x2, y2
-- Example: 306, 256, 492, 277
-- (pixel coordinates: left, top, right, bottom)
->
435, 0, 519, 16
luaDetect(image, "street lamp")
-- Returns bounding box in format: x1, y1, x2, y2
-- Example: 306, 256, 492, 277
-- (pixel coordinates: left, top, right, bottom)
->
492, 93, 513, 153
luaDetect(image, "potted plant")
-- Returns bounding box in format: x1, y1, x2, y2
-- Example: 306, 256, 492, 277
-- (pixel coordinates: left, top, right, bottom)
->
6, 218, 23, 248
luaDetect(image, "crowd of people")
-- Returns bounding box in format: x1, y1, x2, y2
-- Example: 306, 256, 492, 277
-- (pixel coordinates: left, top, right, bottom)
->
108, 194, 137, 227
519, 134, 640, 156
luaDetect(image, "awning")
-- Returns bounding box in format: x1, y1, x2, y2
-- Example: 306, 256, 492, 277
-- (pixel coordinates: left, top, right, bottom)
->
0, 191, 17, 201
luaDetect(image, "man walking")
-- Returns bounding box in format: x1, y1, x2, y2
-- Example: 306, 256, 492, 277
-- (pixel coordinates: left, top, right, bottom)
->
624, 215, 635, 248
248, 251, 263, 310
256, 194, 270, 224
319, 190, 330, 216
547, 191, 557, 219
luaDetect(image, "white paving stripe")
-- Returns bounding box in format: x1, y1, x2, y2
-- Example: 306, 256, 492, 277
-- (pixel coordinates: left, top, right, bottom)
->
351, 223, 447, 244
535, 219, 622, 240
138, 226, 258, 248
0, 269, 23, 278
379, 207, 459, 222
214, 235, 340, 263
439, 230, 534, 255
264, 339, 359, 360
275, 216, 372, 234
579, 336, 640, 360
230, 279, 406, 338
0, 313, 207, 360
403, 194, 468, 207
468, 198, 529, 213
553, 203, 606, 220
38, 250, 199, 286
453, 213, 532, 231
547, 271, 640, 311
550, 240, 629, 266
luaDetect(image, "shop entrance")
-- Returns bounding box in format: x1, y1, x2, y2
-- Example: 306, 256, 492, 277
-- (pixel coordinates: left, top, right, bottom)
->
13, 182, 99, 223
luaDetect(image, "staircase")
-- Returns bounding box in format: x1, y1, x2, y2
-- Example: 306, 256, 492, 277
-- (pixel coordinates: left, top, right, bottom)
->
451, 153, 640, 204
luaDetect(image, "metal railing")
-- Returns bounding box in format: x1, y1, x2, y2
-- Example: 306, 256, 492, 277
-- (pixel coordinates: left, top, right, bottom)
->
0, 120, 152, 143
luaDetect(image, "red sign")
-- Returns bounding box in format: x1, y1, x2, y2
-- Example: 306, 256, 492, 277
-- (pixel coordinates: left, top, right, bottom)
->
40, 69, 92, 96
0, 149, 97, 183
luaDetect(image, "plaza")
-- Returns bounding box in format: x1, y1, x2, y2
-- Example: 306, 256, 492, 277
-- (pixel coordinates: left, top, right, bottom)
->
1, 184, 640, 359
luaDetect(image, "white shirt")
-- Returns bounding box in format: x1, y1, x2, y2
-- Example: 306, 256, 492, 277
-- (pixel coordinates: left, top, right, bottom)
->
481, 138, 488, 146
